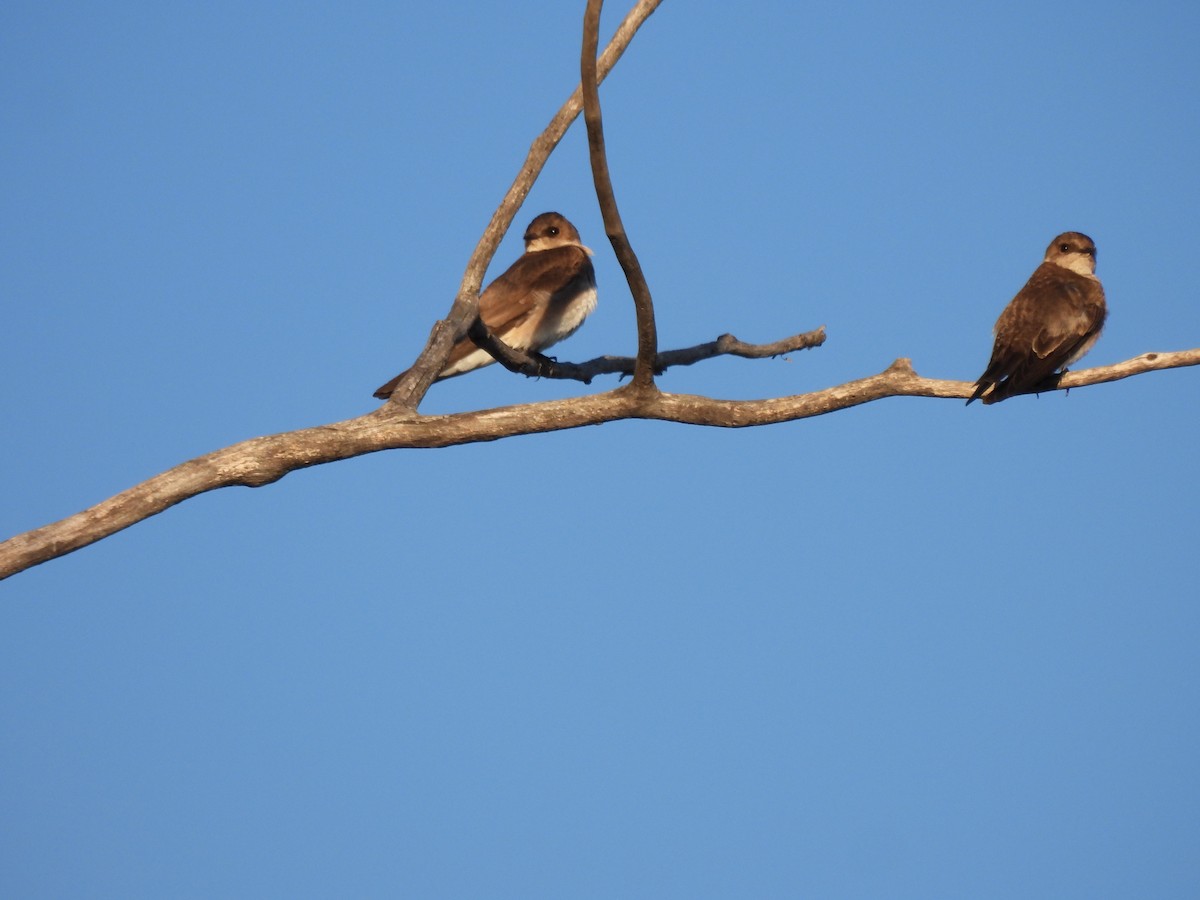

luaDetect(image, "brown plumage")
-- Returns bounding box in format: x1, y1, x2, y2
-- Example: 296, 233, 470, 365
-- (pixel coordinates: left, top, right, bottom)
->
967, 231, 1107, 405
374, 212, 596, 400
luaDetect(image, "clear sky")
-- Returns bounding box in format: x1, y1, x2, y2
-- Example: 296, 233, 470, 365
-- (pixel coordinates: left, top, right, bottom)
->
3, 1, 1199, 897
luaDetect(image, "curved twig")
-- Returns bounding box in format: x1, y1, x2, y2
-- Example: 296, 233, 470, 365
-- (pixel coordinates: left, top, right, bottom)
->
4, 348, 1197, 582
384, 0, 664, 409
582, 0, 659, 390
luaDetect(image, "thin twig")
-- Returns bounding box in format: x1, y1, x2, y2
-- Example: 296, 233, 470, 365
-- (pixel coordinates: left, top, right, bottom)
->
468, 320, 827, 383
582, 0, 659, 391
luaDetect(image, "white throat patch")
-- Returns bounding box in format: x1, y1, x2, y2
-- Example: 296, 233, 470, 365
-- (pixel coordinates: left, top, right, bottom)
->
1054, 253, 1097, 278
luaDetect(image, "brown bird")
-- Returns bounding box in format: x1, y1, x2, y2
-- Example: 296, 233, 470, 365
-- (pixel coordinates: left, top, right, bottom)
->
373, 212, 596, 399
967, 231, 1107, 405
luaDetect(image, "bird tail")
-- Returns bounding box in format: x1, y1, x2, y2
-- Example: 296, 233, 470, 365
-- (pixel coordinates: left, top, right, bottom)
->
965, 380, 991, 405
373, 369, 409, 400
967, 380, 1015, 405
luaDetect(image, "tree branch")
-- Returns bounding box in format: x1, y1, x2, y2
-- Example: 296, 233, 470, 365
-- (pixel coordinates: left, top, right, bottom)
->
5, 1, 1197, 589
977, 349, 1196, 403
467, 319, 827, 383
582, 0, 659, 391
383, 0, 664, 410
4, 348, 1196, 582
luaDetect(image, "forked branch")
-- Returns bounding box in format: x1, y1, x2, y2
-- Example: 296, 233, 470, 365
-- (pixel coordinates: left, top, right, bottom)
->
3, 349, 1197, 581
383, 0, 664, 410
3, 0, 1197, 584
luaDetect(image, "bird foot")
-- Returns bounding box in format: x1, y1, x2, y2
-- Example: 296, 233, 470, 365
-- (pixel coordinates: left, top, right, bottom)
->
529, 352, 557, 377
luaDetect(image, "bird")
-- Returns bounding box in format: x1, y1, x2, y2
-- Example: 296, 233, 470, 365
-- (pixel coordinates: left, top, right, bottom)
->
373, 212, 596, 399
967, 231, 1107, 405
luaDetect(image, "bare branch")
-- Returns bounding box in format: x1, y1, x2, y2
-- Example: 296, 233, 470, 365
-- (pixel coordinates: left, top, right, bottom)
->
5, 0, 1197, 590
383, 0, 664, 409
582, 0, 659, 390
979, 348, 1198, 403
4, 348, 1196, 582
467, 320, 828, 383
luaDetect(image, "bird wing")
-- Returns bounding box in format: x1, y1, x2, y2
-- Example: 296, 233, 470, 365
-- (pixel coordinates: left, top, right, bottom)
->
446, 245, 592, 364
971, 265, 1106, 401
1026, 275, 1106, 366
373, 245, 594, 397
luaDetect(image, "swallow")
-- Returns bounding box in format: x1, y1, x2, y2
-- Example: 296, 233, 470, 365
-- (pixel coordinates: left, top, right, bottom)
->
374, 212, 596, 398
968, 231, 1107, 405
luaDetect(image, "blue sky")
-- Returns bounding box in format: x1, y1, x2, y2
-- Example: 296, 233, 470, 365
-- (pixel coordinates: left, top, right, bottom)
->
3, 1, 1199, 897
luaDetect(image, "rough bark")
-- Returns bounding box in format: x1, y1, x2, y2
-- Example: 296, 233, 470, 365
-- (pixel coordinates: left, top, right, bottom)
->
3, 350, 1196, 581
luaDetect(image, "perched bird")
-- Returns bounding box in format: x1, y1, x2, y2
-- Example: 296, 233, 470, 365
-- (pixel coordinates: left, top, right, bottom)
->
373, 212, 596, 399
967, 231, 1107, 405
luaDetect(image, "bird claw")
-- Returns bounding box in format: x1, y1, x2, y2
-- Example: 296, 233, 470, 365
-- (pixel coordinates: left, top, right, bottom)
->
530, 351, 557, 377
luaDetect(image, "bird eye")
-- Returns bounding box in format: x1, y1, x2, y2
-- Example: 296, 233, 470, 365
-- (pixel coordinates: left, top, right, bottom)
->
1059, 243, 1070, 252
548, 227, 559, 236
